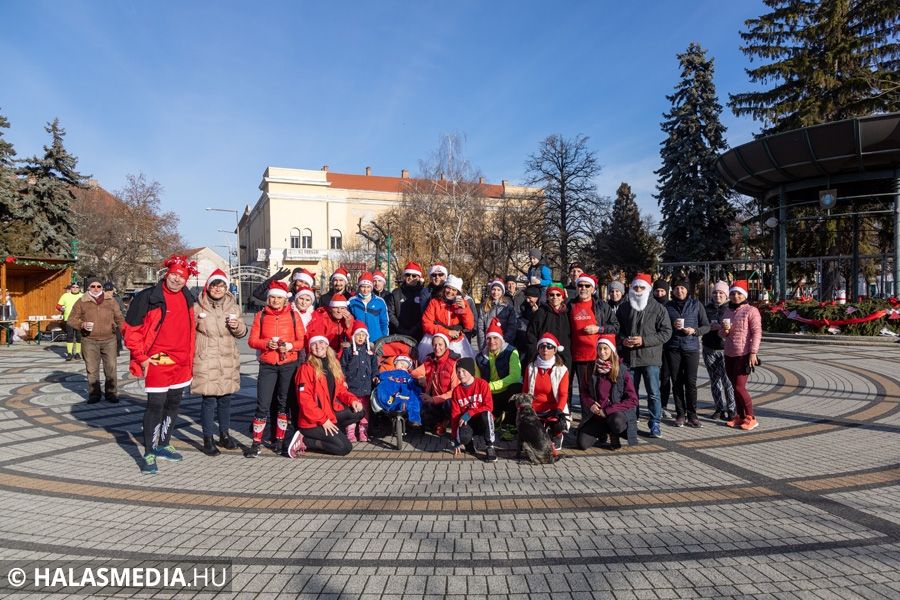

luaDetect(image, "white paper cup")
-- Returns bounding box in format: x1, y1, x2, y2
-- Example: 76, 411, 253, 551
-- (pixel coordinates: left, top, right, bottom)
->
675, 318, 685, 329
271, 336, 280, 342
227, 313, 236, 321
722, 318, 731, 328
84, 322, 94, 332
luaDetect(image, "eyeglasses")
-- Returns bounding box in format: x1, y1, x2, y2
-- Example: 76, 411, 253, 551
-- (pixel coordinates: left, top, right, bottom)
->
547, 293, 563, 298
576, 284, 592, 289
88, 285, 102, 289
431, 273, 445, 278
208, 282, 227, 288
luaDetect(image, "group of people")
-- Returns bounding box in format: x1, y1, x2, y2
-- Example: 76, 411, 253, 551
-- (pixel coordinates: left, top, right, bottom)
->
66, 251, 762, 474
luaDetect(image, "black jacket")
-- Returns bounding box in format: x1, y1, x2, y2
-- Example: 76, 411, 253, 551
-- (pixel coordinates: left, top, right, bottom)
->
387, 283, 424, 339
526, 304, 572, 369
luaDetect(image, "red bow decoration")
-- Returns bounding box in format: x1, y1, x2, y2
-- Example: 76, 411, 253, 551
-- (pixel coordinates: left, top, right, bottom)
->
4, 256, 15, 263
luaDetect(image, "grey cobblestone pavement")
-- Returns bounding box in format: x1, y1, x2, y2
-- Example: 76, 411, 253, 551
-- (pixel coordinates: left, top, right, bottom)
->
0, 338, 898, 599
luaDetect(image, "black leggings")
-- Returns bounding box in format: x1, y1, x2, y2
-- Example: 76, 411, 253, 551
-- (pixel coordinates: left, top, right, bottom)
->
492, 383, 523, 425
65, 323, 82, 344
143, 387, 184, 451
458, 411, 495, 447
665, 348, 700, 418
299, 408, 364, 456
255, 362, 298, 420
577, 411, 627, 449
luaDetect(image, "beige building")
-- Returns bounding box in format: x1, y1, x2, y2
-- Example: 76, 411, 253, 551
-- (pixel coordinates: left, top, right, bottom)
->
239, 166, 525, 287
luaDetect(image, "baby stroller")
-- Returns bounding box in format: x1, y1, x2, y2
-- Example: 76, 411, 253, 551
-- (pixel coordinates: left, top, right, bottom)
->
371, 335, 420, 450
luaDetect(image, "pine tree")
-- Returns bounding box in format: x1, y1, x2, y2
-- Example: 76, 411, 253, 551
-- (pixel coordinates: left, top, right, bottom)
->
0, 110, 25, 255
17, 118, 89, 257
729, 0, 900, 136
592, 182, 661, 275
655, 42, 736, 263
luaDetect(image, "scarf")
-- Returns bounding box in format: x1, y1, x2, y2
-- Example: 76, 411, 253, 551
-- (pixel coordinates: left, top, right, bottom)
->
533, 355, 556, 369
89, 290, 104, 303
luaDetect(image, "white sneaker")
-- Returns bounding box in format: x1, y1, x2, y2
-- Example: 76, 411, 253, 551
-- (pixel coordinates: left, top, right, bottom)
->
287, 431, 306, 458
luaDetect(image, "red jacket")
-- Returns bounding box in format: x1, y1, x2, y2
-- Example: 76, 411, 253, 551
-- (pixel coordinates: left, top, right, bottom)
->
123, 284, 196, 379
413, 351, 460, 402
248, 306, 306, 365
523, 363, 569, 414
422, 297, 474, 337
450, 377, 493, 438
295, 363, 356, 429
308, 307, 353, 354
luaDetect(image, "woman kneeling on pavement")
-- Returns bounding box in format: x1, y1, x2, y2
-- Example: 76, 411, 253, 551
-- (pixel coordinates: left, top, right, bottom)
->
522, 332, 569, 452
246, 280, 306, 457
577, 334, 638, 450
411, 332, 459, 435
293, 334, 366, 456
192, 269, 247, 455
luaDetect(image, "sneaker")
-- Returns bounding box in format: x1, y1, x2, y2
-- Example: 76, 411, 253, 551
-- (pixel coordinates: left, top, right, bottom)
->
484, 446, 498, 463
465, 441, 477, 456
649, 423, 662, 438
244, 442, 261, 458
674, 416, 685, 427
345, 425, 357, 443
154, 444, 183, 462
726, 414, 743, 428
357, 426, 369, 443
74, 353, 81, 360
721, 410, 732, 422
739, 417, 759, 431
687, 417, 702, 428
661, 409, 673, 420
272, 439, 284, 455
287, 431, 306, 458
709, 410, 723, 420
141, 453, 158, 475
87, 396, 101, 404
105, 395, 119, 403
609, 435, 622, 450
65, 354, 73, 362
553, 433, 564, 451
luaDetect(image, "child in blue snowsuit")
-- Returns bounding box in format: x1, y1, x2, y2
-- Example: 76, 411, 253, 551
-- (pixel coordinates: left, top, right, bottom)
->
373, 355, 423, 426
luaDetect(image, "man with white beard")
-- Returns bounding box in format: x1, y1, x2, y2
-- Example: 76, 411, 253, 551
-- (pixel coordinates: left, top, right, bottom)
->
615, 273, 672, 438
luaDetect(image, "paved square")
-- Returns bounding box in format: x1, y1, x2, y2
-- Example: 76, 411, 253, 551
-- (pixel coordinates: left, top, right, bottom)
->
0, 338, 898, 598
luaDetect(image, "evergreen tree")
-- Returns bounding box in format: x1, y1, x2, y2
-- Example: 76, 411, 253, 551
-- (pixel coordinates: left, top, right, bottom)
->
729, 0, 900, 136
17, 118, 89, 257
655, 42, 735, 263
0, 110, 25, 255
592, 182, 661, 275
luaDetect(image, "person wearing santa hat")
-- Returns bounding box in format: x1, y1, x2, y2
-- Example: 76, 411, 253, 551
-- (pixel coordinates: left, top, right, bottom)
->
292, 288, 317, 330
308, 293, 354, 356
372, 270, 391, 303
191, 269, 247, 455
420, 274, 476, 360
387, 261, 425, 339
245, 280, 307, 458
523, 332, 570, 452
702, 281, 736, 421
615, 273, 672, 439
475, 317, 522, 434
123, 255, 199, 475
289, 268, 316, 299
719, 280, 762, 431
319, 267, 352, 308
567, 273, 619, 417
476, 279, 518, 353
576, 334, 638, 450
420, 262, 449, 306
292, 334, 366, 456
527, 282, 572, 385
339, 320, 378, 441
348, 272, 389, 342
411, 332, 460, 435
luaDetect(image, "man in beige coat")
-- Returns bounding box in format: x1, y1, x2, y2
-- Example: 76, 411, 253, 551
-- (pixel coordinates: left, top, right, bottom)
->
67, 277, 125, 403
192, 269, 247, 454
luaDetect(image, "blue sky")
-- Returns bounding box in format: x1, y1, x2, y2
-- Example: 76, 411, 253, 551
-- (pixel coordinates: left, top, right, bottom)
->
2, 0, 766, 251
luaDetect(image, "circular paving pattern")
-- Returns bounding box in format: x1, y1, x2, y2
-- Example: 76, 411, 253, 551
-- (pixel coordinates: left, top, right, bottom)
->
0, 340, 898, 598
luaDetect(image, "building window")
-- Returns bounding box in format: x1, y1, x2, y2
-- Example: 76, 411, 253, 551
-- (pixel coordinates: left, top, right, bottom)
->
302, 228, 313, 249
330, 229, 342, 250
290, 228, 301, 249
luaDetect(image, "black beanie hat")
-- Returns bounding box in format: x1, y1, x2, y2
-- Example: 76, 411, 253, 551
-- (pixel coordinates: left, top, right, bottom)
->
456, 357, 477, 379
671, 278, 689, 291
652, 279, 670, 294
524, 284, 541, 298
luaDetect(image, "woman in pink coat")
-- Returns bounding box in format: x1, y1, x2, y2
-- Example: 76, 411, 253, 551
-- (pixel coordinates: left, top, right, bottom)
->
720, 280, 762, 431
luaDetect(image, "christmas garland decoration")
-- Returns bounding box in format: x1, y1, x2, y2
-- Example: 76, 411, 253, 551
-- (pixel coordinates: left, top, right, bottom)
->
3, 256, 73, 270
761, 298, 900, 335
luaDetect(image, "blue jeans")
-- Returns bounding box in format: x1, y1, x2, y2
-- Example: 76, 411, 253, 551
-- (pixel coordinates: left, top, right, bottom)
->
201, 394, 232, 436
630, 365, 661, 427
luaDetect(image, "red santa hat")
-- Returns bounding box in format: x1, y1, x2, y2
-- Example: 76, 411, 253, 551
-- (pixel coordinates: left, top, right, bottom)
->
331, 267, 349, 282
305, 320, 330, 349
485, 317, 504, 341
206, 268, 229, 288
576, 274, 597, 288
357, 272, 374, 287
267, 280, 290, 298
350, 320, 371, 354
164, 255, 199, 279
632, 273, 653, 289
292, 268, 315, 287
730, 280, 749, 297
429, 263, 448, 276
431, 332, 450, 348
596, 333, 618, 353
296, 288, 315, 301
372, 270, 387, 283
329, 293, 349, 308
403, 261, 423, 277
537, 332, 564, 352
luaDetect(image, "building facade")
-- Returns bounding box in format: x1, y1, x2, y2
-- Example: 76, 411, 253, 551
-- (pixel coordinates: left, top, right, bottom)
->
240, 166, 524, 287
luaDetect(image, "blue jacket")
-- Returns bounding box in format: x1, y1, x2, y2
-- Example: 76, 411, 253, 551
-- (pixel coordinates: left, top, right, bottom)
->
339, 343, 379, 397
664, 297, 710, 352
373, 369, 423, 424
527, 263, 552, 289
348, 294, 389, 342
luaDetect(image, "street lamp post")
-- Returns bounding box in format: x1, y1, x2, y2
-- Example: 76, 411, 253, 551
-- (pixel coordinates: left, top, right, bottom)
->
206, 207, 241, 307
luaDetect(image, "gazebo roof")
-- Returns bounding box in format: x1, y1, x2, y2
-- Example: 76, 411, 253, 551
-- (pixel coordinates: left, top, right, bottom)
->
716, 113, 900, 198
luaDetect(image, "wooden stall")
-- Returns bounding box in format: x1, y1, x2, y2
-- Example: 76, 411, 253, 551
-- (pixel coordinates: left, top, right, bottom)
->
1, 256, 74, 343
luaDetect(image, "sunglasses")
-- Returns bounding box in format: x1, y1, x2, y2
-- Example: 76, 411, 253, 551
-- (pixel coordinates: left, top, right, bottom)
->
88, 284, 102, 289
430, 273, 445, 278
547, 293, 563, 298
538, 343, 557, 350
404, 274, 419, 278
576, 284, 592, 288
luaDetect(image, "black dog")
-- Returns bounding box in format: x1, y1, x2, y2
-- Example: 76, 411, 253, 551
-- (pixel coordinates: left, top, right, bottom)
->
513, 393, 556, 464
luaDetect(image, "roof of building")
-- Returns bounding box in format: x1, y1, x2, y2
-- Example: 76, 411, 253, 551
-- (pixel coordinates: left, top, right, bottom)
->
325, 171, 506, 198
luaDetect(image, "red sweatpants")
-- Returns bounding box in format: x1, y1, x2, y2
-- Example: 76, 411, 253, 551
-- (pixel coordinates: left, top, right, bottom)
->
724, 354, 754, 419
